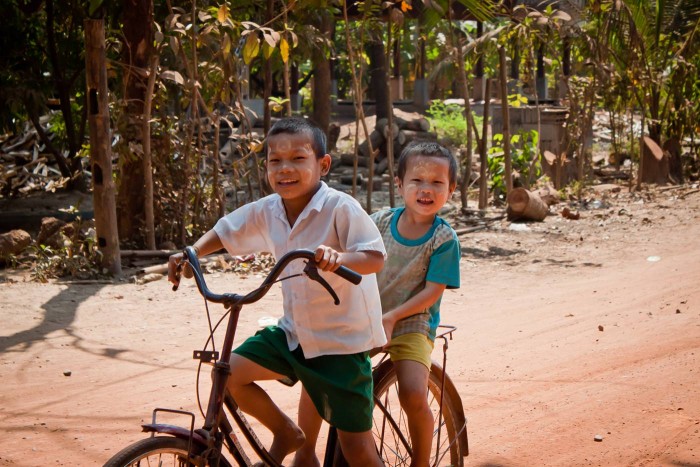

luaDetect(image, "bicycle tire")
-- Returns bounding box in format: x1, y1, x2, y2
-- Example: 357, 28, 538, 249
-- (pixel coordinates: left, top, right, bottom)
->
372, 360, 465, 467
103, 436, 231, 467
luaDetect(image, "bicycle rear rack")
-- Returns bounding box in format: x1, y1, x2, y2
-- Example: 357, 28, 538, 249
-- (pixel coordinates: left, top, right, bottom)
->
150, 408, 197, 463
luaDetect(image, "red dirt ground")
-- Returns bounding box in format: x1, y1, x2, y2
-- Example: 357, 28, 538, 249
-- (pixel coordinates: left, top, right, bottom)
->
1, 185, 699, 466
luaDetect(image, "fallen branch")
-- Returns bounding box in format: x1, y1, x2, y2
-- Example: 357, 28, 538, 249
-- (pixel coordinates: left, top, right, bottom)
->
679, 188, 700, 199
455, 225, 489, 236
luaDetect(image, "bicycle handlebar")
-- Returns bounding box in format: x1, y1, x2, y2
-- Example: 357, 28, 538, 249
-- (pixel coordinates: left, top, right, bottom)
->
175, 246, 362, 307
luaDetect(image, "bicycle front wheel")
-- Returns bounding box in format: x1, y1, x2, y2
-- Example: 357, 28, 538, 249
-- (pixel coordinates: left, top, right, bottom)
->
372, 361, 465, 467
104, 436, 213, 467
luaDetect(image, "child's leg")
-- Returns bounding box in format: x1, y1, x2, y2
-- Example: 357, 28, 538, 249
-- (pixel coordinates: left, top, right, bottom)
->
395, 359, 432, 467
291, 386, 323, 467
336, 429, 383, 467
227, 353, 305, 463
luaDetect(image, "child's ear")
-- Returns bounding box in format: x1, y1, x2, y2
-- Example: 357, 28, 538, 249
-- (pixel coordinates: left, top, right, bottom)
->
320, 154, 332, 175
449, 183, 456, 196
394, 176, 402, 189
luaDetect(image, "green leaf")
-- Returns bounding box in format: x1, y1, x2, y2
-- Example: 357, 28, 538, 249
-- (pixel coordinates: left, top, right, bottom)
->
89, 0, 103, 16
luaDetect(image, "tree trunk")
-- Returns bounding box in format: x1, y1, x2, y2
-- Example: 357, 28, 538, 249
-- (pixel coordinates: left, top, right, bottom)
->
498, 47, 513, 196
85, 19, 121, 275
118, 0, 153, 245
478, 77, 491, 209
263, 0, 273, 134
142, 55, 158, 250
368, 35, 389, 120
312, 12, 333, 137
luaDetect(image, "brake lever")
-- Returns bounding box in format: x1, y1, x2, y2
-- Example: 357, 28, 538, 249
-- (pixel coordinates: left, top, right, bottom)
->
303, 261, 340, 305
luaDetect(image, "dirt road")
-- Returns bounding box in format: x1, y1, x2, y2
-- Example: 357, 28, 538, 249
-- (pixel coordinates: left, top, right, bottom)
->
1, 187, 699, 466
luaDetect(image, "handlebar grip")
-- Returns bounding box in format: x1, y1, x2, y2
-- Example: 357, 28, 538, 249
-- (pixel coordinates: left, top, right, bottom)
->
333, 265, 362, 285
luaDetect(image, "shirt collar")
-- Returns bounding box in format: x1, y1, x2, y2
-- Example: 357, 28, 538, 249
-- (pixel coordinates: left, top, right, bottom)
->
272, 181, 329, 226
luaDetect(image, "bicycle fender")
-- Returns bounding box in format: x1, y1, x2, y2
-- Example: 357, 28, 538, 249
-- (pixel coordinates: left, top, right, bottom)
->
429, 360, 470, 457
141, 423, 208, 446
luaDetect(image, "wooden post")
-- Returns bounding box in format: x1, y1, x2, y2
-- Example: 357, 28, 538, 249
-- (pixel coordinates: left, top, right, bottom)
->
498, 47, 513, 196
84, 19, 121, 275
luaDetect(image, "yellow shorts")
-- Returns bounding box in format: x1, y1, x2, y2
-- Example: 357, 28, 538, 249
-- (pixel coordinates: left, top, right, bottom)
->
386, 332, 434, 370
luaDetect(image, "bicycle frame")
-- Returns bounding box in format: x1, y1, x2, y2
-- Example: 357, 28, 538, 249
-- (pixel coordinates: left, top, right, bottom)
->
140, 246, 361, 467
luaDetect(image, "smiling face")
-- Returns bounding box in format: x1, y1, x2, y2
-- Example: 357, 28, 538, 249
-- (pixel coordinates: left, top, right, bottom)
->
266, 131, 331, 213
397, 155, 455, 220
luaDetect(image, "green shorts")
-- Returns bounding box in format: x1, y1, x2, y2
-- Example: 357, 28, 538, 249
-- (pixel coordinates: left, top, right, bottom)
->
386, 332, 434, 369
233, 326, 374, 432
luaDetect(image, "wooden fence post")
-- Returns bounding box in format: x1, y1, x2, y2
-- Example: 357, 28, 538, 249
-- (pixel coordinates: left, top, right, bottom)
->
85, 19, 121, 276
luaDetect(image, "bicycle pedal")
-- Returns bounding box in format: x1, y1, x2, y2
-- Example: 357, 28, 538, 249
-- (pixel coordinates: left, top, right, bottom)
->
193, 350, 219, 362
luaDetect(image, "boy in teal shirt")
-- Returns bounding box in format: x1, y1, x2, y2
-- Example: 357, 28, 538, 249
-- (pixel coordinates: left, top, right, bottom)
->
294, 141, 461, 467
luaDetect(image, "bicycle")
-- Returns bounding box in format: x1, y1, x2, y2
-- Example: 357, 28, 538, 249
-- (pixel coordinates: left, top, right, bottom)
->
104, 246, 468, 466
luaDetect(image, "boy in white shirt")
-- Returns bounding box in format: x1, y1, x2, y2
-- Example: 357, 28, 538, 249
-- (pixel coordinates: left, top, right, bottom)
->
168, 117, 386, 466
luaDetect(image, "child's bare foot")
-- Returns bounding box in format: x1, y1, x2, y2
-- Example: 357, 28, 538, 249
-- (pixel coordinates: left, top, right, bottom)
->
268, 422, 305, 464
291, 448, 321, 467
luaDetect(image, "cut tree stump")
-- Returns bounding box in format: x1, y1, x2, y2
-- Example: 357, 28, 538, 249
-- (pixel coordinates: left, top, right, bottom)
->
542, 150, 576, 188
641, 136, 670, 185
506, 187, 549, 221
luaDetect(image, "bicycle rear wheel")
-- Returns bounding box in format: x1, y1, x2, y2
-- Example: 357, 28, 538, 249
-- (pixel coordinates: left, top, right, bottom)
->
104, 436, 223, 467
372, 360, 465, 467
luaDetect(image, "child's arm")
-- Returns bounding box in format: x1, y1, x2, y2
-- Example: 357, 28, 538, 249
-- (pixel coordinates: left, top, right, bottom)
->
167, 229, 224, 285
314, 245, 384, 275
382, 280, 446, 343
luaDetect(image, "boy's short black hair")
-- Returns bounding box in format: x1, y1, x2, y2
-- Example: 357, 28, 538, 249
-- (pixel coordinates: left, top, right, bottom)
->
267, 117, 327, 159
397, 141, 458, 186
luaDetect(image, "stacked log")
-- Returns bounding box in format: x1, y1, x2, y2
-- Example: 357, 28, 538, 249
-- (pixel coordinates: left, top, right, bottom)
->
352, 114, 437, 175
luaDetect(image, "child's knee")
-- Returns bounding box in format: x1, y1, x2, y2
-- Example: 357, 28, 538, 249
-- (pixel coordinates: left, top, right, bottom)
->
398, 385, 430, 411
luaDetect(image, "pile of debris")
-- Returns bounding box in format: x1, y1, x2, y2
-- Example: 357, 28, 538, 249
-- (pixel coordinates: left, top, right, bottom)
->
1, 119, 72, 197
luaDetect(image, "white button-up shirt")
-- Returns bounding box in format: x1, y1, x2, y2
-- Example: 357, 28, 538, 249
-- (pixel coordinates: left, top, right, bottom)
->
213, 182, 387, 358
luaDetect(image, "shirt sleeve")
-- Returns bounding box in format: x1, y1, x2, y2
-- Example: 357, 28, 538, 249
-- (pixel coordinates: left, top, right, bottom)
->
336, 201, 386, 257
426, 231, 461, 289
212, 202, 271, 256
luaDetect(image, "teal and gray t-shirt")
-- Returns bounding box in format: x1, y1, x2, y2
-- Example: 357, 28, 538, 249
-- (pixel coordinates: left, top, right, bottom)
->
370, 207, 461, 341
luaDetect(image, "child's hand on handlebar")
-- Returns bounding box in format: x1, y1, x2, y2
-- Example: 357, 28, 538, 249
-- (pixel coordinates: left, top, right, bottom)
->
314, 245, 343, 272
168, 251, 194, 287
